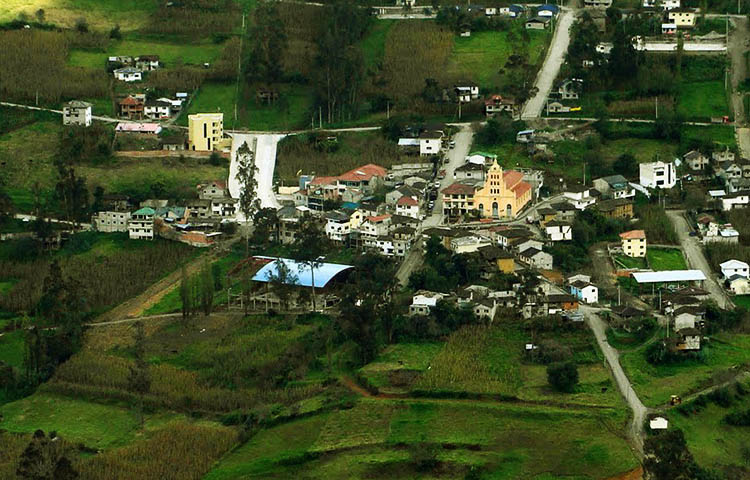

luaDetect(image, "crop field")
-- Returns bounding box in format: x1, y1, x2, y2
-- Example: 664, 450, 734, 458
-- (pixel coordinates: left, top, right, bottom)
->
0, 0, 159, 31
445, 30, 550, 91
68, 38, 225, 69
620, 332, 750, 407
646, 248, 687, 271
205, 398, 638, 479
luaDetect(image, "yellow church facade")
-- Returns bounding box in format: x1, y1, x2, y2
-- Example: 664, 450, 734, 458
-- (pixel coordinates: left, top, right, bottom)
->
473, 161, 532, 218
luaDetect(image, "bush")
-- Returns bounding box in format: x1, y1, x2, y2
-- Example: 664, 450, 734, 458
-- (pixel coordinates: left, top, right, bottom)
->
547, 361, 579, 393
707, 387, 733, 408
724, 409, 750, 426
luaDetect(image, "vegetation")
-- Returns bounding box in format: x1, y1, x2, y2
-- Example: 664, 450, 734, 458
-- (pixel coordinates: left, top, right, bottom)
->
635, 203, 678, 245
647, 248, 688, 271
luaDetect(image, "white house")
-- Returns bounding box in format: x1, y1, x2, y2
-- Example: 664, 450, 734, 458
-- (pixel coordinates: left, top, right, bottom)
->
684, 150, 708, 171
128, 207, 154, 240
409, 290, 448, 316
640, 161, 677, 189
325, 211, 351, 243
450, 235, 493, 254
419, 131, 442, 156
674, 312, 697, 331
649, 417, 669, 430
644, 0, 680, 8
569, 280, 598, 304
563, 186, 596, 210
545, 221, 572, 241
144, 100, 172, 119
721, 190, 750, 211
519, 247, 553, 270
720, 259, 749, 279
62, 100, 92, 127
396, 195, 420, 219
113, 67, 143, 82
661, 23, 677, 34
727, 275, 750, 294
455, 85, 480, 102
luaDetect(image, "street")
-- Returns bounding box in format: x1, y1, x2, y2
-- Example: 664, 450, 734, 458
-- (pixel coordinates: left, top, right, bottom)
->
666, 210, 732, 309
521, 8, 575, 120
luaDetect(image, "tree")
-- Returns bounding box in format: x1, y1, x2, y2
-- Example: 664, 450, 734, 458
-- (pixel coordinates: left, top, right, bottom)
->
291, 215, 328, 312
266, 258, 299, 312
74, 17, 89, 33
53, 157, 89, 226
35, 9, 45, 23
199, 263, 214, 316
547, 361, 579, 392
235, 141, 260, 256
0, 183, 14, 223
246, 2, 287, 82
17, 430, 78, 480
252, 207, 280, 245
109, 24, 122, 40
643, 429, 702, 480
179, 266, 192, 322
127, 321, 151, 429
613, 153, 638, 177
609, 22, 640, 83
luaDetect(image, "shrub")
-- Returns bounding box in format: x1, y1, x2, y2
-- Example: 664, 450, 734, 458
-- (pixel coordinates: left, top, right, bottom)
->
547, 361, 579, 393
707, 387, 733, 408
724, 409, 750, 426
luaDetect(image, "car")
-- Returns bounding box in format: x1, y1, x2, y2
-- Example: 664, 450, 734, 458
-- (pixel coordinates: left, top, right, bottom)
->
433, 181, 441, 189
449, 141, 456, 148
428, 201, 435, 209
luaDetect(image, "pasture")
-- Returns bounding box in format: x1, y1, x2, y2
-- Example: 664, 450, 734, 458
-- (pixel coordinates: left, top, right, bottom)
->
620, 332, 750, 407
0, 0, 158, 31
646, 248, 687, 271
68, 38, 225, 69
677, 81, 730, 122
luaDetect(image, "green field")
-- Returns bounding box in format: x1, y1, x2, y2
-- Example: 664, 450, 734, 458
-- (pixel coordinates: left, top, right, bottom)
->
204, 399, 637, 479
677, 81, 730, 121
621, 333, 750, 407
733, 295, 750, 309
0, 0, 159, 31
68, 38, 225, 69
682, 124, 736, 148
361, 20, 395, 70
0, 329, 24, 369
647, 248, 687, 271
446, 30, 550, 91
613, 254, 647, 270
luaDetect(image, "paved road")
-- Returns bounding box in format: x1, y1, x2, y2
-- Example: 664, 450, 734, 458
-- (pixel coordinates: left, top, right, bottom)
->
521, 8, 575, 120
597, 42, 726, 53
228, 133, 285, 221
729, 16, 749, 131
666, 210, 732, 309
581, 306, 648, 457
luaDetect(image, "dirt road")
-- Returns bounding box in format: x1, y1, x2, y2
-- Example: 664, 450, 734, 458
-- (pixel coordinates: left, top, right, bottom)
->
666, 210, 732, 309
521, 8, 576, 120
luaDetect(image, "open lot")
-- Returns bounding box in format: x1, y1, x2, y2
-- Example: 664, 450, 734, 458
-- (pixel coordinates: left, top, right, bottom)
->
677, 80, 730, 121
620, 332, 750, 407
646, 248, 687, 271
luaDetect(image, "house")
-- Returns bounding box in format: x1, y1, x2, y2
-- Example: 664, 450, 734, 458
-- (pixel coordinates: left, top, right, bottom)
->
620, 230, 647, 257
188, 113, 224, 151
396, 195, 420, 219
470, 161, 532, 219
160, 133, 186, 151
702, 222, 739, 244
661, 23, 677, 34
113, 67, 142, 82
485, 6, 497, 15
454, 162, 486, 181
410, 290, 448, 316
640, 161, 677, 189
570, 280, 598, 304
644, 0, 680, 8
442, 183, 478, 217
516, 238, 544, 253
211, 198, 237, 218
478, 245, 515, 273
547, 101, 570, 114
674, 310, 698, 331
545, 221, 572, 241
386, 185, 420, 205
556, 79, 581, 100
450, 235, 492, 254
526, 16, 551, 29
727, 275, 750, 294
485, 94, 517, 117
684, 150, 708, 171
128, 207, 155, 240
508, 4, 524, 17
186, 198, 211, 219
520, 247, 553, 270
118, 95, 144, 119
199, 180, 227, 200
419, 131, 443, 156
115, 122, 161, 134
712, 149, 735, 163
495, 228, 534, 248
545, 294, 579, 315
650, 417, 669, 430
537, 207, 558, 226
668, 9, 696, 28
593, 175, 635, 199
721, 190, 750, 211
324, 211, 352, 243
595, 198, 634, 219
563, 184, 595, 209
584, 0, 612, 7
552, 201, 577, 222
720, 259, 749, 279
62, 100, 92, 127
537, 4, 559, 16
144, 100, 172, 119
135, 55, 160, 71
454, 84, 480, 102
676, 328, 701, 350
337, 164, 387, 193
92, 210, 130, 232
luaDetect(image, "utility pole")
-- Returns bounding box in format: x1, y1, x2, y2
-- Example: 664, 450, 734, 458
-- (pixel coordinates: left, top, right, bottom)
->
387, 101, 390, 119
458, 99, 462, 120
655, 96, 658, 119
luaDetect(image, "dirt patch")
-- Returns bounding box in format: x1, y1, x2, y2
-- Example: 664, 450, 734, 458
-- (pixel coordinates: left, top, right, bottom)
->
604, 466, 643, 480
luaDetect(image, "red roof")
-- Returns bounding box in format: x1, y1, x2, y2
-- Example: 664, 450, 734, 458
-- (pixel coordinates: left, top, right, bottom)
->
337, 164, 387, 182
397, 196, 418, 206
503, 170, 523, 188
366, 214, 391, 223
309, 176, 338, 186
442, 183, 476, 195
620, 230, 646, 240
211, 180, 226, 190
119, 96, 143, 106
512, 182, 531, 198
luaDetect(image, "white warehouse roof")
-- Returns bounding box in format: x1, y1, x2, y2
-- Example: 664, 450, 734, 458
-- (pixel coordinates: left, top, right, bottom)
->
632, 270, 706, 284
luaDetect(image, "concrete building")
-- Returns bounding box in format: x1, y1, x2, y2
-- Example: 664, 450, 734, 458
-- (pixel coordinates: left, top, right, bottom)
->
640, 161, 677, 189
419, 131, 443, 156
410, 290, 448, 316
569, 280, 598, 304
593, 175, 635, 199
620, 230, 647, 257
113, 67, 142, 82
62, 100, 92, 127
720, 259, 749, 280
188, 113, 224, 151
128, 207, 155, 240
92, 210, 130, 233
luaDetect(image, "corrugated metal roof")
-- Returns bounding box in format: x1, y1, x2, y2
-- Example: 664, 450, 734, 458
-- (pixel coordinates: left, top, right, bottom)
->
632, 270, 706, 283
252, 257, 354, 288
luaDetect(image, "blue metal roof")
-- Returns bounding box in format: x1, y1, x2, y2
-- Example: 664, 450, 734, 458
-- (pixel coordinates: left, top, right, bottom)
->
252, 257, 354, 288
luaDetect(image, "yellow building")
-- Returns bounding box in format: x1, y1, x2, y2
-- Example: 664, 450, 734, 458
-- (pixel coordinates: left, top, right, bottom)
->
620, 229, 647, 257
473, 161, 531, 218
188, 113, 225, 151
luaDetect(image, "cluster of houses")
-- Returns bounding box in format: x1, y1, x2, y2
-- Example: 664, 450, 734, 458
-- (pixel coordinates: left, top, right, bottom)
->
449, 3, 559, 34
117, 92, 187, 121
92, 180, 235, 247
110, 55, 161, 83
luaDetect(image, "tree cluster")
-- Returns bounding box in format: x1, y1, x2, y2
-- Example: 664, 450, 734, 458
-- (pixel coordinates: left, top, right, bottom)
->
408, 235, 483, 292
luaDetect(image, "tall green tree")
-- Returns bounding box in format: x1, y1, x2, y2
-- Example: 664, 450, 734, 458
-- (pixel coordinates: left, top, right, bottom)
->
291, 215, 328, 312
17, 430, 78, 480
266, 259, 299, 312
179, 266, 192, 322
127, 321, 151, 429
246, 2, 287, 82
53, 157, 89, 226
199, 263, 214, 316
235, 141, 260, 256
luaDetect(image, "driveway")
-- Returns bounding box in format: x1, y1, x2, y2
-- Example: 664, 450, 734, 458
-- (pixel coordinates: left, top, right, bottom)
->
581, 306, 648, 456
521, 9, 575, 120
228, 133, 285, 221
666, 210, 732, 308
422, 125, 474, 228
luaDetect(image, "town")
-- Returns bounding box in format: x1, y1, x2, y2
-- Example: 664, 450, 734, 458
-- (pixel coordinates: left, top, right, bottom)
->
1, 0, 750, 478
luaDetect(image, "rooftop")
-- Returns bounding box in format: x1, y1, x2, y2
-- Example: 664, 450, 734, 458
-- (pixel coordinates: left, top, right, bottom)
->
252, 257, 354, 288
632, 270, 707, 284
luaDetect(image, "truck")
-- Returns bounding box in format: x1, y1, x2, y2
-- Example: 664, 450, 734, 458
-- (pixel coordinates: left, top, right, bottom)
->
711, 116, 730, 124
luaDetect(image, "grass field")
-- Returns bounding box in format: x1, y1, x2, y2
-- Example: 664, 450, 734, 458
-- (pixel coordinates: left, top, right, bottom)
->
733, 295, 750, 308
613, 254, 647, 270
677, 81, 730, 121
359, 342, 443, 393
647, 248, 687, 271
68, 38, 225, 69
0, 329, 24, 369
682, 124, 736, 148
0, 0, 158, 31
361, 20, 395, 70
204, 399, 637, 479
445, 30, 549, 91
620, 333, 750, 407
